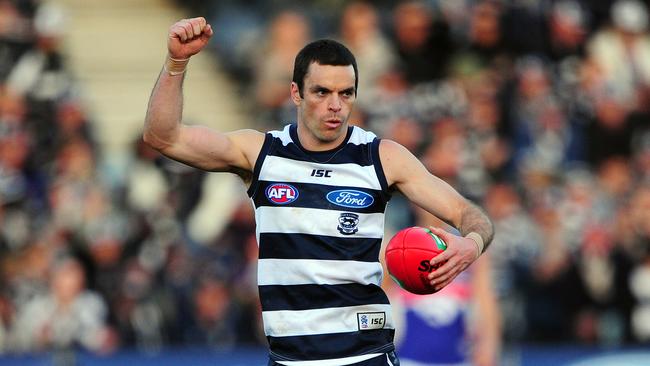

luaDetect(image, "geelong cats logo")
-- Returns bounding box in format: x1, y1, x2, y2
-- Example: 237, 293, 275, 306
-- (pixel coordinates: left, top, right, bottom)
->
338, 213, 359, 235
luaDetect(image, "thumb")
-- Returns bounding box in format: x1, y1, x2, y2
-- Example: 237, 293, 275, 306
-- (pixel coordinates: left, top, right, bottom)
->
202, 24, 214, 38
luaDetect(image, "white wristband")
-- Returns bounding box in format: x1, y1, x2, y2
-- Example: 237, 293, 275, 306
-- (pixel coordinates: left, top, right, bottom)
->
465, 232, 484, 259
164, 54, 189, 76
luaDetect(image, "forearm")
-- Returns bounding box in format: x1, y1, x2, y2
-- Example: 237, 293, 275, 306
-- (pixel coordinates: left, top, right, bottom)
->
143, 65, 185, 151
458, 200, 494, 253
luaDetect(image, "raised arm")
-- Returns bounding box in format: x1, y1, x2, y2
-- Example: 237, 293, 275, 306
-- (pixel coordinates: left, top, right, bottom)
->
143, 17, 264, 178
380, 139, 494, 290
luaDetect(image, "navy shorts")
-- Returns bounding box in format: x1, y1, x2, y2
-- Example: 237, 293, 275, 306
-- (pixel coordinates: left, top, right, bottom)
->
268, 351, 400, 366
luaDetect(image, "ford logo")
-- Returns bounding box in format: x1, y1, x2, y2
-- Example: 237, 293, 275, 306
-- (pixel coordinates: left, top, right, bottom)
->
326, 190, 374, 208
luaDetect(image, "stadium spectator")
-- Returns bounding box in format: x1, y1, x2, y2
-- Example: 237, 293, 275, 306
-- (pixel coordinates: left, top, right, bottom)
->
10, 257, 116, 353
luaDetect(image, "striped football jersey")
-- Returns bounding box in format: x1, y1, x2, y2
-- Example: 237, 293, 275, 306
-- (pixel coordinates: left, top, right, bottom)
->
248, 123, 395, 365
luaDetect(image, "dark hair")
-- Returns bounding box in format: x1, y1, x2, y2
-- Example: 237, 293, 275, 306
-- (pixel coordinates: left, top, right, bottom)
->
292, 39, 358, 97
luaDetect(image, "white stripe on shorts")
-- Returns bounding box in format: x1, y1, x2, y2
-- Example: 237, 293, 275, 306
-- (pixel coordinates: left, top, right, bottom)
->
277, 352, 383, 366
263, 304, 394, 337
387, 353, 394, 366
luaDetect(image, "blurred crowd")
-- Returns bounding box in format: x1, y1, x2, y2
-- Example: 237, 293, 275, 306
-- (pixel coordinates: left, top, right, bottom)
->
186, 0, 650, 348
0, 0, 649, 358
0, 0, 263, 355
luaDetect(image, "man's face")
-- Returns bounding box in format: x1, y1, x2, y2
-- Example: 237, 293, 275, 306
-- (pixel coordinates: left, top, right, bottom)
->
291, 62, 356, 151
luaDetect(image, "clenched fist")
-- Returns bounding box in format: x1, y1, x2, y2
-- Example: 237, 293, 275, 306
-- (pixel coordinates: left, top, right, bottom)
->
168, 17, 213, 60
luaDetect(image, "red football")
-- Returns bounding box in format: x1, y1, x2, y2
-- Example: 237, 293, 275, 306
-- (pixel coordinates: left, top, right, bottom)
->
385, 227, 447, 295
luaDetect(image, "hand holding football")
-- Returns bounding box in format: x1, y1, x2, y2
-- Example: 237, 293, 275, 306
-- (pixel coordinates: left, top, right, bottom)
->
385, 226, 447, 295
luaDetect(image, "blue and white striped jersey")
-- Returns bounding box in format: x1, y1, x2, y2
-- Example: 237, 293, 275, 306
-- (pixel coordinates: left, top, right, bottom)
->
248, 123, 395, 365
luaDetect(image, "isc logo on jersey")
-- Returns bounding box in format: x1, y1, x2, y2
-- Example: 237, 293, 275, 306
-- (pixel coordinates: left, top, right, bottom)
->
266, 183, 299, 204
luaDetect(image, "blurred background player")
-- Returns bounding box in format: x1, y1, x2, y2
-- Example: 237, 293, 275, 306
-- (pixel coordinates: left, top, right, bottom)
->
385, 213, 500, 366
390, 255, 500, 366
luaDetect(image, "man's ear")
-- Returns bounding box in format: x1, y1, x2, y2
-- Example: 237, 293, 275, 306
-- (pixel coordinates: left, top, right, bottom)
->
290, 82, 302, 106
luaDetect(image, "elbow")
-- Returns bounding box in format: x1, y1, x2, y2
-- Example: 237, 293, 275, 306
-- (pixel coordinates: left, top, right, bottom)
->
142, 131, 158, 150
142, 115, 179, 152
142, 130, 170, 152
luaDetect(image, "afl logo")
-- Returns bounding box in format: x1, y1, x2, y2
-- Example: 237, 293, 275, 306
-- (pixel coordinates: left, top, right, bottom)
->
266, 183, 299, 204
326, 190, 374, 208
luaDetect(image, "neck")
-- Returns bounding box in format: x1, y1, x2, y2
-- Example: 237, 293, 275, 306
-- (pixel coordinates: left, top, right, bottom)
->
296, 123, 349, 152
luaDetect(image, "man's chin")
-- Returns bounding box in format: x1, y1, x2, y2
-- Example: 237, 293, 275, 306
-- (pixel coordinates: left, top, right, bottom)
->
315, 129, 344, 144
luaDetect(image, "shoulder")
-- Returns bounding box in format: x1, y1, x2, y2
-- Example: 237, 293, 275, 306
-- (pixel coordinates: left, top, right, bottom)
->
379, 138, 412, 161
378, 139, 428, 187
227, 129, 267, 151
228, 128, 266, 140
225, 129, 267, 176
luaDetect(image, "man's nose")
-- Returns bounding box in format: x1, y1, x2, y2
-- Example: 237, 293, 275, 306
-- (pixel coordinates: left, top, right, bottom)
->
328, 95, 342, 112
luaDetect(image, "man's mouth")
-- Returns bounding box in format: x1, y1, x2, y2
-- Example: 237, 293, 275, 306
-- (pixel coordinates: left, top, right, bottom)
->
324, 118, 342, 128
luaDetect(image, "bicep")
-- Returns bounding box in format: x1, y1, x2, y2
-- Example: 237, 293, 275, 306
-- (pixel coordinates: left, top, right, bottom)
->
381, 139, 466, 227
159, 125, 262, 173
